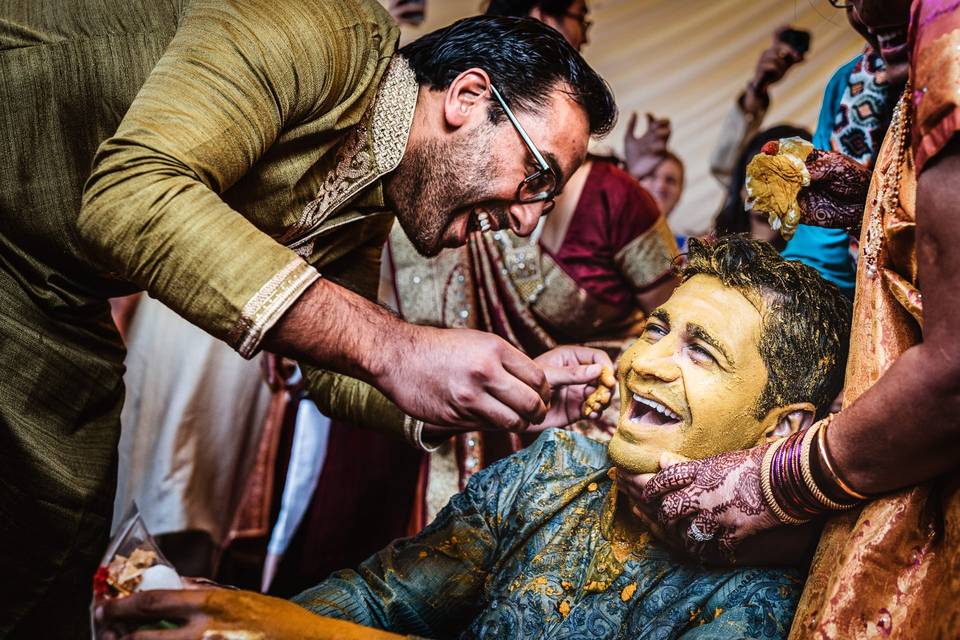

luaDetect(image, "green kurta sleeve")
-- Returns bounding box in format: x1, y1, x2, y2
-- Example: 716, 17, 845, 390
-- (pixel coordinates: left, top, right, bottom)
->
302, 366, 405, 438
78, 0, 397, 356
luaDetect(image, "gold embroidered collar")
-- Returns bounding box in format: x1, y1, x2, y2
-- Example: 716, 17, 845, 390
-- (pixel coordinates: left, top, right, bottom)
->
283, 56, 418, 249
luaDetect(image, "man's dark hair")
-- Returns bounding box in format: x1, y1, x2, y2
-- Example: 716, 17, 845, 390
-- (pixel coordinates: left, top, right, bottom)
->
484, 0, 578, 18
678, 235, 851, 419
397, 15, 616, 137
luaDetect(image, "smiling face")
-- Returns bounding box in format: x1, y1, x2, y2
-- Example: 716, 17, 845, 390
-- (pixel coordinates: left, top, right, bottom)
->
608, 274, 772, 473
389, 85, 589, 257
639, 156, 684, 217
849, 0, 911, 83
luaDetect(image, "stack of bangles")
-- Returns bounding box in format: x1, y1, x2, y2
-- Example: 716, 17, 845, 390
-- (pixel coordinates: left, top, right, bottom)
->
760, 414, 871, 524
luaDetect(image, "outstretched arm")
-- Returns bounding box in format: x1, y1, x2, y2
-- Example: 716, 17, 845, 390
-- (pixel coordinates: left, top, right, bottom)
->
825, 139, 960, 492
96, 590, 410, 640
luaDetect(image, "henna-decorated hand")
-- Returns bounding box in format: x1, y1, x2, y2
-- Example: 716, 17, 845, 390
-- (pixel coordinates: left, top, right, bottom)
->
797, 150, 871, 234
618, 446, 782, 561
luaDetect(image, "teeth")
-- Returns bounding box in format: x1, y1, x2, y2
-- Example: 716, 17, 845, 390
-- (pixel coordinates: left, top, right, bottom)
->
476, 211, 491, 233
876, 29, 906, 46
632, 394, 681, 422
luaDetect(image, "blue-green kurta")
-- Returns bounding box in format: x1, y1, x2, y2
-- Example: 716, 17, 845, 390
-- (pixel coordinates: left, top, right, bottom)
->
295, 430, 802, 639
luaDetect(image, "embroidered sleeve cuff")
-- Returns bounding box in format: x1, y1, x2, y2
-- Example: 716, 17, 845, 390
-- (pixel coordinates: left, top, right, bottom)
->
614, 216, 679, 291
228, 258, 321, 358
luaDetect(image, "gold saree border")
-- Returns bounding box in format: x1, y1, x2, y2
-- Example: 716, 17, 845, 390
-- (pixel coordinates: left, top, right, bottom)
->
229, 258, 321, 358
532, 252, 631, 339
613, 215, 678, 290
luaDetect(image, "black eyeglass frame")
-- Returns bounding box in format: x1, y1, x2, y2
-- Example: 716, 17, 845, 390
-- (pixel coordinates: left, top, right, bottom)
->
488, 84, 558, 214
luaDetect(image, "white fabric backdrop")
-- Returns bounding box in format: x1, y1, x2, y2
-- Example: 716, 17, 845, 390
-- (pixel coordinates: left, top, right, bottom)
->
386, 0, 864, 235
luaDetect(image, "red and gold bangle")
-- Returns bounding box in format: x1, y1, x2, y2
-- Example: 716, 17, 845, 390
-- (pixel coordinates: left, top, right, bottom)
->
778, 430, 823, 519
763, 413, 873, 524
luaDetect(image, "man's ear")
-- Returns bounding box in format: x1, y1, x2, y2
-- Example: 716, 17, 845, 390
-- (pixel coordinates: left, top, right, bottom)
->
758, 402, 816, 443
443, 68, 492, 130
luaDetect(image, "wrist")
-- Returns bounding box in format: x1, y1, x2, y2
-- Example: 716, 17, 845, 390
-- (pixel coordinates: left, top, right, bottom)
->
811, 414, 871, 503
762, 416, 867, 525
741, 83, 769, 116
363, 308, 416, 391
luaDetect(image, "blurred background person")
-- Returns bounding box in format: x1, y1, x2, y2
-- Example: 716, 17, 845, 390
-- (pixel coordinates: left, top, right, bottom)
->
638, 151, 685, 220
710, 26, 809, 187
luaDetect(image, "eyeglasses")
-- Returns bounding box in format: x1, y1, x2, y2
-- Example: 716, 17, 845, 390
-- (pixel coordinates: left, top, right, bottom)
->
828, 0, 851, 8
564, 11, 593, 32
488, 84, 558, 214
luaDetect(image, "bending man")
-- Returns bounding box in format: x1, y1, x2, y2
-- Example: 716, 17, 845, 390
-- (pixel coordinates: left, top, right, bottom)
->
0, 1, 616, 635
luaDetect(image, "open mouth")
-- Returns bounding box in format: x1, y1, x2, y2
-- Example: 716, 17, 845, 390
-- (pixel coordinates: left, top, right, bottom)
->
624, 392, 683, 430
874, 27, 908, 61
466, 207, 508, 235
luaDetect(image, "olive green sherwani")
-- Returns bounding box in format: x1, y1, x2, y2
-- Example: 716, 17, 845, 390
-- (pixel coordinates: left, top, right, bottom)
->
0, 0, 415, 635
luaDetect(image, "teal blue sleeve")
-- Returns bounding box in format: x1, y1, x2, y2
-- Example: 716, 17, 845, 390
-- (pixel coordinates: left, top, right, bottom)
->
782, 225, 856, 298
290, 466, 504, 637
676, 569, 803, 639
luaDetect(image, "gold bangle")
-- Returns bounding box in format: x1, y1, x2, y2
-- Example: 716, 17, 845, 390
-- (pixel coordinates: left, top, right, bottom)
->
817, 415, 870, 501
800, 421, 854, 510
760, 438, 807, 525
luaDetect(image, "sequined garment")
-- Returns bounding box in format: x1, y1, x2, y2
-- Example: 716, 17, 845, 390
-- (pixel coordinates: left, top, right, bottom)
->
830, 51, 894, 166
789, 2, 960, 637
295, 430, 801, 639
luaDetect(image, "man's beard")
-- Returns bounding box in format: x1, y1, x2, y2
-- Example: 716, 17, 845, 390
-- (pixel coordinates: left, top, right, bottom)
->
386, 128, 497, 257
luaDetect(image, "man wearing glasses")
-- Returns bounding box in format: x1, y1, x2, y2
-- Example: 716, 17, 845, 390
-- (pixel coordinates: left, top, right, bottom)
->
0, 1, 617, 635
486, 0, 593, 51
372, 0, 676, 553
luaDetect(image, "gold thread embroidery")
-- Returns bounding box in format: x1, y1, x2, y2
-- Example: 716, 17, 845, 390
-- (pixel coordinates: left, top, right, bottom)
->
863, 84, 910, 280
389, 225, 476, 328
613, 216, 678, 289
229, 258, 321, 358
281, 57, 418, 248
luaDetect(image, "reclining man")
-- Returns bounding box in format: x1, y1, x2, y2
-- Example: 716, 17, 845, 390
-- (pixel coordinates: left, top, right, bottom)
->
99, 236, 851, 639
